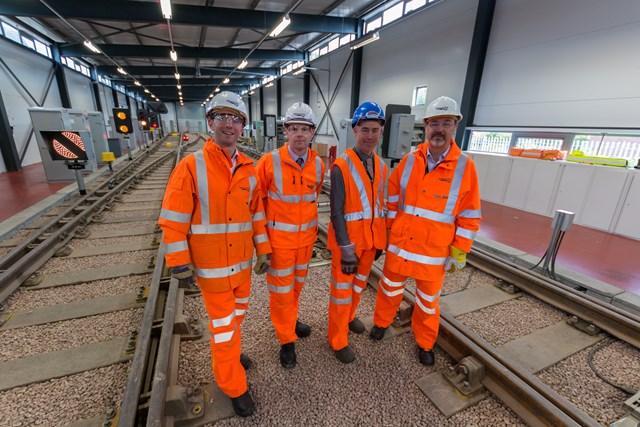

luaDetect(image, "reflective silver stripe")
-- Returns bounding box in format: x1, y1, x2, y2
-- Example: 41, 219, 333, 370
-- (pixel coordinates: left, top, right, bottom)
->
268, 265, 295, 276
402, 205, 455, 224
294, 275, 306, 283
444, 154, 468, 216
374, 157, 385, 217
196, 259, 252, 278
382, 275, 405, 288
235, 308, 246, 316
417, 288, 441, 303
344, 211, 364, 221
213, 325, 236, 343
380, 285, 404, 297
344, 154, 372, 219
267, 191, 303, 203
211, 311, 235, 328
331, 278, 352, 290
194, 150, 210, 225
456, 227, 476, 240
160, 208, 191, 223
376, 209, 386, 219
252, 211, 266, 222
459, 209, 482, 218
300, 219, 317, 231
253, 234, 268, 244
315, 156, 322, 187
353, 283, 365, 294
387, 210, 397, 219
165, 240, 188, 253
399, 154, 415, 210
236, 297, 249, 304
272, 150, 284, 195
295, 263, 309, 271
191, 222, 252, 234
330, 295, 352, 305
388, 195, 399, 203
388, 244, 447, 265
415, 297, 437, 315
301, 193, 317, 202
248, 175, 256, 203
268, 282, 294, 293
354, 273, 367, 282
267, 221, 299, 232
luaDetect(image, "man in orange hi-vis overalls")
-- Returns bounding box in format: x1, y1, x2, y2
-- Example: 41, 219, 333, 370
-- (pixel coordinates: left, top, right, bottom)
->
327, 101, 388, 364
256, 102, 325, 369
370, 96, 482, 366
158, 91, 271, 417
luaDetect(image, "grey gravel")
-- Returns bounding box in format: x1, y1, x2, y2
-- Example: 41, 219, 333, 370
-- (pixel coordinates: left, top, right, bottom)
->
40, 249, 155, 275
69, 234, 153, 249
87, 220, 158, 233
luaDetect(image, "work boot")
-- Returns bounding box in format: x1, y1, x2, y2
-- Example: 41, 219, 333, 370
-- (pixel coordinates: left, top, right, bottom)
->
334, 345, 355, 364
295, 320, 311, 338
279, 342, 296, 369
418, 348, 435, 366
231, 390, 255, 417
348, 317, 365, 334
369, 325, 387, 341
240, 353, 252, 370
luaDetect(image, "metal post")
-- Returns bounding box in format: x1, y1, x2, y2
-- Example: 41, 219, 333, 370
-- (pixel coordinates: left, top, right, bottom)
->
540, 210, 575, 278
74, 169, 87, 195
124, 136, 133, 160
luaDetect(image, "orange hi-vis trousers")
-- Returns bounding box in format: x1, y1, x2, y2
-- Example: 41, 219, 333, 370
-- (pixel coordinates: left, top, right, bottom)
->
328, 247, 376, 351
200, 276, 250, 398
372, 265, 444, 351
267, 244, 314, 344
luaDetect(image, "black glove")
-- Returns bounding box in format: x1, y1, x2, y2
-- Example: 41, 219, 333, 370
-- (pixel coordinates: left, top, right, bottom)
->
374, 249, 383, 261
339, 244, 359, 275
171, 264, 195, 285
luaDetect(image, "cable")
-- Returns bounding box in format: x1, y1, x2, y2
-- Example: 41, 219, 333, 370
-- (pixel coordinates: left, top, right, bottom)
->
587, 338, 636, 395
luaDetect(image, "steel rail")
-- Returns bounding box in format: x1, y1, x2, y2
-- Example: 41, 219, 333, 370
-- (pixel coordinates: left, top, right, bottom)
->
0, 141, 174, 303
469, 247, 640, 349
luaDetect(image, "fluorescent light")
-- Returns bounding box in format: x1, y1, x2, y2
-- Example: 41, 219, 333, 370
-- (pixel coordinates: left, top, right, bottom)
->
292, 67, 306, 76
249, 91, 255, 95
160, 0, 172, 19
351, 32, 379, 50
117, 67, 126, 75
83, 40, 100, 53
177, 84, 181, 89
178, 91, 182, 96
144, 89, 150, 93
238, 59, 248, 69
134, 81, 141, 86
170, 50, 178, 61
215, 88, 220, 92
174, 72, 180, 80
265, 82, 274, 87
270, 15, 291, 37
223, 77, 230, 84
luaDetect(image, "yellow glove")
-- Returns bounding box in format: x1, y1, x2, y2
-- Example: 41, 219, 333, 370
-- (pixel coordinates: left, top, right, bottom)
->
254, 254, 270, 275
445, 246, 467, 273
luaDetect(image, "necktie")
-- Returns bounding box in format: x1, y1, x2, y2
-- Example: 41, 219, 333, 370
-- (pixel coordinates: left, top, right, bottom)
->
296, 157, 304, 168
365, 156, 374, 179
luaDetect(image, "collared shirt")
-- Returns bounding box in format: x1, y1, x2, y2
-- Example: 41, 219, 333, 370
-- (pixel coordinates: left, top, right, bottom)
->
427, 144, 451, 172
287, 144, 308, 167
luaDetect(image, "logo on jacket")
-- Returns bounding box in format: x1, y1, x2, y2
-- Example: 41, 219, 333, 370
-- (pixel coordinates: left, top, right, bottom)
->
239, 186, 250, 191
307, 184, 314, 190
435, 106, 449, 111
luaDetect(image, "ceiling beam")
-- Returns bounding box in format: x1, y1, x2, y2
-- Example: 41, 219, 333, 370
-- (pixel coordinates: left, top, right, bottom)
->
96, 66, 278, 76
114, 78, 260, 86
60, 44, 304, 61
0, 0, 358, 34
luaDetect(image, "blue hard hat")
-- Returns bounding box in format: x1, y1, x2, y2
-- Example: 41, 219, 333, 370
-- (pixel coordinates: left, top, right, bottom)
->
351, 101, 385, 128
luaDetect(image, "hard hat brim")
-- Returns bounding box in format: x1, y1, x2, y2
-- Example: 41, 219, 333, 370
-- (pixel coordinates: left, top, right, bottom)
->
208, 106, 248, 123
424, 114, 462, 122
285, 119, 316, 127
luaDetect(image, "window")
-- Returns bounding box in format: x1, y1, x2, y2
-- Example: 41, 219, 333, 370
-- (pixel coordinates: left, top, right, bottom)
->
2, 22, 20, 43
383, 2, 404, 25
412, 85, 428, 106
514, 137, 563, 151
365, 17, 382, 34
469, 132, 512, 154
309, 48, 319, 61
319, 46, 328, 56
34, 39, 49, 57
328, 37, 339, 52
340, 34, 353, 46
405, 0, 427, 13
572, 135, 640, 165
21, 35, 35, 50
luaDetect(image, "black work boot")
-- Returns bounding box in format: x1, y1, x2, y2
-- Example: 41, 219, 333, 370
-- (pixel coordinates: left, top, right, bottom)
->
240, 353, 252, 370
334, 345, 355, 364
231, 390, 255, 417
418, 348, 435, 366
348, 317, 365, 334
279, 342, 296, 369
369, 325, 387, 341
295, 320, 311, 338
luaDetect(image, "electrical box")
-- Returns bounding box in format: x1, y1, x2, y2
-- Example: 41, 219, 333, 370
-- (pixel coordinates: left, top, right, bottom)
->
253, 120, 265, 152
28, 107, 100, 181
337, 119, 357, 158
387, 113, 415, 159
264, 115, 276, 137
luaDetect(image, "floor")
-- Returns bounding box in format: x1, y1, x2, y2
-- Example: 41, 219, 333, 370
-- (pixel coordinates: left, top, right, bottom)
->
1, 163, 638, 295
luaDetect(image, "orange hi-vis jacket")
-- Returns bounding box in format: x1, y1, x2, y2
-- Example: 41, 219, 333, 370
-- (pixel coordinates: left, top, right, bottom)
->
256, 144, 326, 249
327, 148, 388, 252
159, 139, 271, 292
385, 140, 481, 279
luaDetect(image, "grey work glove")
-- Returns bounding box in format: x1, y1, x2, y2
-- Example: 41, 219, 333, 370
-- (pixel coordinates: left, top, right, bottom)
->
254, 254, 270, 275
339, 244, 359, 275
171, 264, 195, 285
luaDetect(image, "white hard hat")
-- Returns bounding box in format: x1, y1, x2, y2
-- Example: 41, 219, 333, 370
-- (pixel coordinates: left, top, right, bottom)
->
206, 91, 248, 124
284, 102, 316, 127
424, 96, 463, 122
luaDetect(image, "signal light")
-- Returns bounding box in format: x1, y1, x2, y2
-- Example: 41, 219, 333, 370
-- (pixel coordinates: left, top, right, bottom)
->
152, 122, 158, 129
138, 109, 150, 131
113, 108, 133, 134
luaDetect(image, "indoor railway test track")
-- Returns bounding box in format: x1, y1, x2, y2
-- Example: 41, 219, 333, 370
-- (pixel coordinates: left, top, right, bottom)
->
0, 137, 638, 427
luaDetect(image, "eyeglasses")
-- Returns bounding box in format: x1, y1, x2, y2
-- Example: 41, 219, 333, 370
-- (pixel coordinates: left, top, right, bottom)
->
287, 125, 312, 134
212, 113, 244, 125
426, 120, 455, 129
356, 127, 381, 135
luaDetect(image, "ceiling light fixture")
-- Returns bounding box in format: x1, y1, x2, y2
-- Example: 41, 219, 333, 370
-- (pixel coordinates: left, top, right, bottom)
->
270, 15, 291, 37
265, 82, 274, 87
160, 0, 172, 19
249, 91, 255, 95
174, 72, 180, 80
144, 89, 150, 93
177, 84, 181, 89
170, 50, 178, 61
117, 67, 126, 75
134, 81, 141, 86
215, 88, 221, 92
238, 59, 248, 69
178, 91, 182, 96
83, 40, 100, 53
351, 32, 379, 50
223, 77, 230, 84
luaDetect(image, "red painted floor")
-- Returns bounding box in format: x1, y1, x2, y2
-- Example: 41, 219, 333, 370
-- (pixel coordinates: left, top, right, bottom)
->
479, 201, 640, 296
0, 163, 68, 221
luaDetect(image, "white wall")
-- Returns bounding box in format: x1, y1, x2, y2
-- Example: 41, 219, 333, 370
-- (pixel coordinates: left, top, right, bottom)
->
64, 68, 94, 112
281, 75, 305, 112
262, 85, 277, 115
475, 0, 640, 127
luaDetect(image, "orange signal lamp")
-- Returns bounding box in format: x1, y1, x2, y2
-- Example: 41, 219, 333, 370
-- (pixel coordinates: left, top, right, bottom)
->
116, 112, 127, 120
140, 120, 148, 127
119, 125, 129, 133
